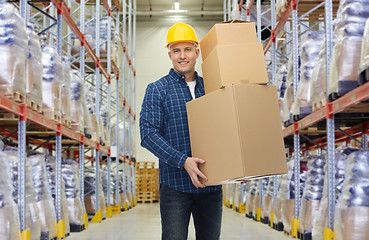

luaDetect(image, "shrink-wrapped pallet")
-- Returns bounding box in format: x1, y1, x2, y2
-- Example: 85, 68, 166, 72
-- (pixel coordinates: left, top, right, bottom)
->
328, 0, 369, 98
279, 159, 307, 232
44, 156, 70, 235
0, 2, 27, 98
61, 59, 71, 125
292, 31, 324, 119
28, 153, 57, 240
246, 180, 258, 217
4, 147, 41, 240
359, 18, 369, 80
253, 178, 269, 218
85, 85, 100, 141
102, 167, 118, 206
272, 176, 284, 225
312, 148, 358, 240
262, 177, 277, 221
334, 149, 369, 240
26, 23, 43, 109
310, 42, 328, 111
42, 45, 63, 118
72, 17, 115, 57
299, 156, 325, 235
276, 64, 288, 99
70, 70, 85, 132
84, 167, 107, 218
0, 151, 21, 240
62, 159, 85, 227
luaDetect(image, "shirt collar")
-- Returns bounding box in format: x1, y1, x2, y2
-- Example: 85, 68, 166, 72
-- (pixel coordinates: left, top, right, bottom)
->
169, 68, 200, 83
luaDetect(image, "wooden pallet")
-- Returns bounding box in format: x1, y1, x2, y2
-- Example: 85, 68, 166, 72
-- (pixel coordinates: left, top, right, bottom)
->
62, 118, 72, 128
43, 108, 61, 122
71, 122, 84, 134
312, 98, 326, 112
137, 162, 155, 169
26, 99, 43, 113
0, 110, 17, 119
5, 91, 26, 104
137, 192, 154, 203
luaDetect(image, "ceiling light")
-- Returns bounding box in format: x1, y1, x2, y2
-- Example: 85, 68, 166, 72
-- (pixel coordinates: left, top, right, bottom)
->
174, 1, 180, 10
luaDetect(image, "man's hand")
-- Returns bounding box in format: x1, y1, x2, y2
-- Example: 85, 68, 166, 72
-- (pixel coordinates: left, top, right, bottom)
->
184, 157, 208, 188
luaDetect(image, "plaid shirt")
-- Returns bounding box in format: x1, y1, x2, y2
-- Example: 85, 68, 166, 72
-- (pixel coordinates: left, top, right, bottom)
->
140, 69, 222, 193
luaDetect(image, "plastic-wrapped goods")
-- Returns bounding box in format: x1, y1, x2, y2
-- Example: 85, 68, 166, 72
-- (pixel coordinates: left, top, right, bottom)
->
4, 148, 41, 240
234, 183, 241, 210
299, 156, 325, 235
310, 42, 328, 111
276, 0, 287, 18
26, 23, 43, 108
70, 70, 85, 132
359, 18, 369, 79
72, 17, 115, 56
279, 159, 307, 232
44, 156, 70, 235
312, 148, 358, 240
61, 159, 85, 226
276, 64, 288, 99
245, 180, 258, 216
84, 167, 107, 218
252, 178, 269, 218
262, 177, 277, 221
328, 0, 369, 98
42, 45, 63, 117
0, 2, 28, 98
240, 182, 251, 206
272, 176, 284, 225
61, 59, 71, 124
292, 31, 324, 119
85, 85, 100, 141
0, 151, 21, 240
102, 167, 118, 206
334, 149, 369, 240
282, 84, 294, 126
28, 153, 57, 240
113, 33, 123, 66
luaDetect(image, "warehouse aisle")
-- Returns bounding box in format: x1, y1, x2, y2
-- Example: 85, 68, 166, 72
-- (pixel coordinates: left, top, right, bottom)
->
68, 203, 291, 239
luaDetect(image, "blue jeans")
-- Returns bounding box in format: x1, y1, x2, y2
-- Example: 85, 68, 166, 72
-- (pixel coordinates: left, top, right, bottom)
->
160, 183, 223, 240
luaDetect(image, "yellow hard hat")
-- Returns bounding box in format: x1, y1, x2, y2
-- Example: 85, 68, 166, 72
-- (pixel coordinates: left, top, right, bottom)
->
165, 22, 200, 49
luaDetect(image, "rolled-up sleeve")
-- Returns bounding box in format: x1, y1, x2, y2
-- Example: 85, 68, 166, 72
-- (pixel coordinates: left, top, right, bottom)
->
139, 83, 188, 168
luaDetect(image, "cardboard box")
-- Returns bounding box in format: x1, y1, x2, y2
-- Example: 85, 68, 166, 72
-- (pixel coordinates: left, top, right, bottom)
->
200, 20, 257, 61
202, 43, 268, 94
186, 84, 287, 185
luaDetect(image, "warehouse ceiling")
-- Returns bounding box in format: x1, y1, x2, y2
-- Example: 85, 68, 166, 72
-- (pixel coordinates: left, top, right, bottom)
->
135, 0, 225, 22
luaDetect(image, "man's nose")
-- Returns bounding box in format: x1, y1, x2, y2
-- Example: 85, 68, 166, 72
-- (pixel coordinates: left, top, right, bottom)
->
180, 50, 186, 59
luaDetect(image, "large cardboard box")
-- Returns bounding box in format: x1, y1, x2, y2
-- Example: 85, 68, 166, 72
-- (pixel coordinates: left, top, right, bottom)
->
200, 20, 257, 61
202, 43, 268, 94
186, 84, 287, 185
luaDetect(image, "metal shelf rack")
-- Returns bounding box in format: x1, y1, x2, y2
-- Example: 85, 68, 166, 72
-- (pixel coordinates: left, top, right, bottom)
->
0, 0, 137, 237
226, 0, 369, 237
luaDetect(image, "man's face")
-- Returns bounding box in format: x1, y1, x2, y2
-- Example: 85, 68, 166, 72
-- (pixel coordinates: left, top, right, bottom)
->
168, 42, 200, 76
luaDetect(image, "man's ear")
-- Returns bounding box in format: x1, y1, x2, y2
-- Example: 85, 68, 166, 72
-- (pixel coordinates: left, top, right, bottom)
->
168, 51, 172, 60
196, 48, 200, 59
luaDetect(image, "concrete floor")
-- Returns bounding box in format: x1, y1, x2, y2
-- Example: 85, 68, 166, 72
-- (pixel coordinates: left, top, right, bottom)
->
68, 203, 291, 240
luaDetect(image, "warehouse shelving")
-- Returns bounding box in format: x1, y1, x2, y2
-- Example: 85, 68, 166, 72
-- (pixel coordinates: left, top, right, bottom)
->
0, 0, 137, 238
225, 0, 369, 238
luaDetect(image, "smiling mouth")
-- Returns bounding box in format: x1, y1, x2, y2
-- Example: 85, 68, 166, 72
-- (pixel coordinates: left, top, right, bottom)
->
179, 61, 189, 66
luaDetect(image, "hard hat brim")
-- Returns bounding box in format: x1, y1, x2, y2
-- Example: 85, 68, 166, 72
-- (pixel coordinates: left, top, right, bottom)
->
165, 40, 200, 49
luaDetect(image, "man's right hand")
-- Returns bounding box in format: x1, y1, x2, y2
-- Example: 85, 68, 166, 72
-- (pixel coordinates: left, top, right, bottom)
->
184, 157, 208, 188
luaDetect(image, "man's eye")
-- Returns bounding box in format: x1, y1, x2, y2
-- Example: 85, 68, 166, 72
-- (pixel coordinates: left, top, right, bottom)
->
173, 50, 179, 53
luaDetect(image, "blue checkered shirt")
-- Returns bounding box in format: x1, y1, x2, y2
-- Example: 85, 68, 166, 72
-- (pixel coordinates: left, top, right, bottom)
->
140, 69, 222, 193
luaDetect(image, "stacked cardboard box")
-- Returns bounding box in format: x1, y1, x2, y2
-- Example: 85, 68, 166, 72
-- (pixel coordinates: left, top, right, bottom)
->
136, 162, 159, 203
186, 20, 287, 185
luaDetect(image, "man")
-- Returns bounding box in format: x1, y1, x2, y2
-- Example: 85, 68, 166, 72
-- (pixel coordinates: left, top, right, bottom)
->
139, 22, 223, 240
